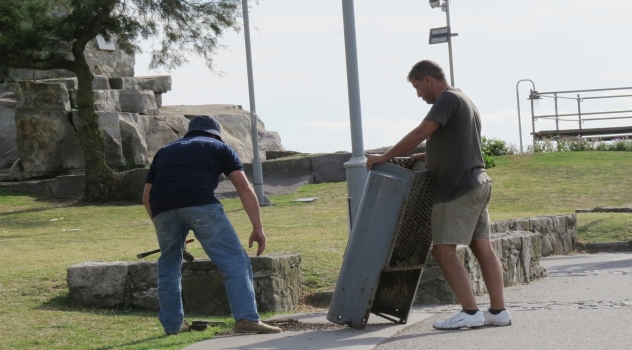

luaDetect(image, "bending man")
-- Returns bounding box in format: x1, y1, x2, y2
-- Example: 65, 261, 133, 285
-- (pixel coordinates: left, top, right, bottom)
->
366, 60, 511, 330
143, 115, 281, 335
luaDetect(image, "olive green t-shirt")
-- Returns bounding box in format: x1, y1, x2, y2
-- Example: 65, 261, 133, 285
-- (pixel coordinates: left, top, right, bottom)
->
424, 87, 490, 203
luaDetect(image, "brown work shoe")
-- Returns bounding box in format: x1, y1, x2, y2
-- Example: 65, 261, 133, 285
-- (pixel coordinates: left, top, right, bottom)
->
234, 319, 282, 334
166, 320, 190, 335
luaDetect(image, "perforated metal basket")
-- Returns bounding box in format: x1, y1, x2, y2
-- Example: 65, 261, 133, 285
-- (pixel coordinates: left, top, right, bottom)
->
327, 160, 434, 329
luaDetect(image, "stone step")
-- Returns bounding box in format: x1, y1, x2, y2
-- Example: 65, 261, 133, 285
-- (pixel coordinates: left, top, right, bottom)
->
67, 254, 302, 315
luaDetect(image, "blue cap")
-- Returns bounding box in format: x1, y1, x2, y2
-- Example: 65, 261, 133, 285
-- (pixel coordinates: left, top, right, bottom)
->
187, 115, 223, 142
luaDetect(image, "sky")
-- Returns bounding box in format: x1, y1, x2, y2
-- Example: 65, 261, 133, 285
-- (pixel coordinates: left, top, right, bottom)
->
135, 0, 632, 154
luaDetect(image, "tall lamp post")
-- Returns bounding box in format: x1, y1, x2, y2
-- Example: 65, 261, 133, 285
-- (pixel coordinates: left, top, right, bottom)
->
428, 0, 457, 86
241, 0, 268, 206
341, 0, 368, 233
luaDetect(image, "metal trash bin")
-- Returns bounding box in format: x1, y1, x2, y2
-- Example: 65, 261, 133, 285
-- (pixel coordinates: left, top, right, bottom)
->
327, 160, 434, 329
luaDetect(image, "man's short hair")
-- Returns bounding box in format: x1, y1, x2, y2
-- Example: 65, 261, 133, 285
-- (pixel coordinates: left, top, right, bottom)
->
407, 60, 447, 83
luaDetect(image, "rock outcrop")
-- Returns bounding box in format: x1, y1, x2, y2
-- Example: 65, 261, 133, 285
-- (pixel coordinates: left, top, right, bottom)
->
1, 38, 285, 181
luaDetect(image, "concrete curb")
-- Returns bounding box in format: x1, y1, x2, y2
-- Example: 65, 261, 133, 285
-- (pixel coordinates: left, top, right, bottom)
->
576, 240, 632, 253
575, 206, 632, 213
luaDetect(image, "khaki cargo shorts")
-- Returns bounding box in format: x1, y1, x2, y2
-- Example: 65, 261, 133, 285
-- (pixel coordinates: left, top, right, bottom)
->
431, 181, 492, 246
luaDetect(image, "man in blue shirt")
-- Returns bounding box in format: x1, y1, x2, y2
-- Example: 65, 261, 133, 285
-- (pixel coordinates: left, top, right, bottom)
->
143, 115, 281, 335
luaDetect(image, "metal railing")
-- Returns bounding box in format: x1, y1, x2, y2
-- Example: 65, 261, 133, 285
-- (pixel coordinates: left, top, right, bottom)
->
517, 82, 632, 150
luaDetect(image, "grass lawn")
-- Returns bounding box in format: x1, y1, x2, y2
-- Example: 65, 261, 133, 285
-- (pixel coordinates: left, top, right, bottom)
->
0, 151, 630, 349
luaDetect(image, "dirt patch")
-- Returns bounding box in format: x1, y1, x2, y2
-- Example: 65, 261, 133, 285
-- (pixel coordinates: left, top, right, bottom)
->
215, 318, 347, 336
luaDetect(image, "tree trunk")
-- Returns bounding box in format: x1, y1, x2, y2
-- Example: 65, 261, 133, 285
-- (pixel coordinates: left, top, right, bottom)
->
72, 52, 125, 201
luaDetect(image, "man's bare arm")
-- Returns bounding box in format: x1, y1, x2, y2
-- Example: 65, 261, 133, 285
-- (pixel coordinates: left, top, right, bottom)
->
366, 120, 440, 170
228, 170, 266, 256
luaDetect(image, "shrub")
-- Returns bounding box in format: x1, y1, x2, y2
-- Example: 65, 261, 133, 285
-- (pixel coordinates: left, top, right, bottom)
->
483, 154, 496, 169
481, 137, 516, 157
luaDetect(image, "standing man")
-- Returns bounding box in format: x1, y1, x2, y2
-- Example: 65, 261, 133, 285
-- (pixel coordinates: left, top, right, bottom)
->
143, 115, 281, 335
366, 60, 511, 330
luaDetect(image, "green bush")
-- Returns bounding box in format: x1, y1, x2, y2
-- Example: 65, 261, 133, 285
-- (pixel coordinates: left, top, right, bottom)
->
481, 137, 516, 157
481, 137, 516, 168
483, 154, 496, 168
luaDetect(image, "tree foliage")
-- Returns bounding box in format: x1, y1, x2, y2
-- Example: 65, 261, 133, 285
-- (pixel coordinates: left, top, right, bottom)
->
0, 0, 242, 200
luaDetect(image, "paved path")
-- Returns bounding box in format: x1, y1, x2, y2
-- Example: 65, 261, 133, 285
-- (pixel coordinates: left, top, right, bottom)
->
185, 253, 632, 350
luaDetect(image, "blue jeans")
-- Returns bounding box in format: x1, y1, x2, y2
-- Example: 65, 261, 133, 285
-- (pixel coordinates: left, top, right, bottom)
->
152, 203, 260, 333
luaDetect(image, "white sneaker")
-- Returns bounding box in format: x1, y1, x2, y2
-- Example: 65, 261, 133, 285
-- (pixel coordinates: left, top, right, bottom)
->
483, 309, 512, 326
432, 311, 485, 330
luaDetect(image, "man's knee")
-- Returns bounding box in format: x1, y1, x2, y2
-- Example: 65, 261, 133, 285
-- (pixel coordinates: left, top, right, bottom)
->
469, 238, 493, 256
432, 244, 457, 264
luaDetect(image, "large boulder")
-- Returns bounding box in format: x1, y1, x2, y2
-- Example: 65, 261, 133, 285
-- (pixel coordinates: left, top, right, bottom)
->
83, 39, 135, 78
13, 81, 131, 178
72, 111, 125, 167
15, 109, 84, 178
158, 105, 285, 163
118, 113, 149, 166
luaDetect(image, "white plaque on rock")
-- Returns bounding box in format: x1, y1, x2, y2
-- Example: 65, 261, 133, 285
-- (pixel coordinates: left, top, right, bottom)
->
96, 35, 116, 51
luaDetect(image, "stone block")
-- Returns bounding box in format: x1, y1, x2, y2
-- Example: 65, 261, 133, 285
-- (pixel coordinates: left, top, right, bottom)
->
117, 90, 157, 115
48, 175, 85, 198
92, 75, 110, 90
128, 261, 159, 310
16, 82, 71, 111
38, 77, 78, 90
15, 109, 83, 178
0, 178, 54, 197
311, 152, 351, 183
72, 111, 125, 167
0, 92, 17, 169
118, 113, 149, 166
109, 76, 172, 93
66, 255, 302, 314
181, 262, 231, 315
251, 254, 302, 313
94, 90, 121, 112
67, 261, 130, 308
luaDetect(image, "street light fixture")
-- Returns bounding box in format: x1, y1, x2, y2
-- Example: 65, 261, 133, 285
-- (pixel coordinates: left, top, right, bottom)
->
428, 0, 457, 86
515, 79, 537, 153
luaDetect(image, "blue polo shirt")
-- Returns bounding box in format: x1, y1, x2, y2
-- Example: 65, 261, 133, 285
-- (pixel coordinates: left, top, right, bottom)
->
145, 132, 244, 218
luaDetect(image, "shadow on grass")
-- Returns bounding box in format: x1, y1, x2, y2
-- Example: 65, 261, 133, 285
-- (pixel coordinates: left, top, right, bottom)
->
577, 218, 606, 233
38, 294, 150, 314
93, 334, 180, 350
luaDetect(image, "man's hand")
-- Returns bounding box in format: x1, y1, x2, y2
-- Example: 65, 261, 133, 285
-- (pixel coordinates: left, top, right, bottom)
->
248, 228, 266, 257
366, 154, 389, 171
408, 152, 426, 167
